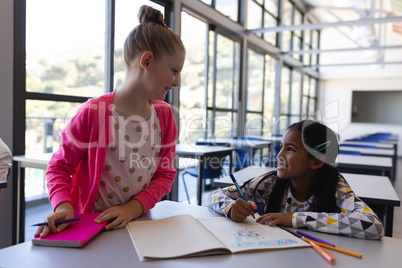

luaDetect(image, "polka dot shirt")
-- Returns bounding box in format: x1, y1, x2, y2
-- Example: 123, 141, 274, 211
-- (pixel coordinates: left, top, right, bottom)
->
93, 104, 161, 212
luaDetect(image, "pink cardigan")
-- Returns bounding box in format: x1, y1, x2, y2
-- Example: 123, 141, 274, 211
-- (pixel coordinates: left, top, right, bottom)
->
46, 91, 177, 214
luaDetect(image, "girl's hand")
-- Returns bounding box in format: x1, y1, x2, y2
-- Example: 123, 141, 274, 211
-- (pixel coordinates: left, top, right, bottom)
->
95, 199, 143, 230
256, 213, 293, 226
229, 199, 257, 222
34, 202, 74, 238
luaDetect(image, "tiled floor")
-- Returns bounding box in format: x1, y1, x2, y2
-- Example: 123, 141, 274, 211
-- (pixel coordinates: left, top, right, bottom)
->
25, 159, 402, 241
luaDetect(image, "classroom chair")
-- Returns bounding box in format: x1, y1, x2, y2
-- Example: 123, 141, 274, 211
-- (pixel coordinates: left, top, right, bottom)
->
231, 136, 262, 170
339, 149, 362, 156
181, 141, 228, 204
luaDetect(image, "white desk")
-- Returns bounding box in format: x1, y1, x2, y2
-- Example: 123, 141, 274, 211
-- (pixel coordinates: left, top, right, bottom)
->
214, 167, 400, 237
1, 200, 402, 268
12, 154, 52, 243
339, 146, 397, 182
342, 173, 400, 237
341, 141, 395, 150
336, 154, 394, 181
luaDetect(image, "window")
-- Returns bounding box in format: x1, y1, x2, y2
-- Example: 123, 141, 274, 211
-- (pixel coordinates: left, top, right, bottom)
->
114, 0, 165, 89
302, 75, 317, 118
279, 66, 302, 133
180, 12, 208, 144
215, 0, 239, 22
245, 49, 276, 136
248, 0, 279, 46
208, 32, 241, 138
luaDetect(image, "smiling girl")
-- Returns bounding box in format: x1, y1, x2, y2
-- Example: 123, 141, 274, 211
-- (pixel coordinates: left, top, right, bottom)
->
36, 5, 185, 238
208, 120, 384, 239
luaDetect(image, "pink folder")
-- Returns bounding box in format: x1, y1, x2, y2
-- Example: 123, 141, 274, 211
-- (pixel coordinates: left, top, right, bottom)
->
32, 213, 108, 247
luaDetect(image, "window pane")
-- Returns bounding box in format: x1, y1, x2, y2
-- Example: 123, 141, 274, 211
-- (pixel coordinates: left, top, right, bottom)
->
312, 30, 319, 49
309, 99, 316, 116
280, 67, 290, 114
215, 35, 240, 109
207, 31, 215, 108
263, 13, 278, 45
246, 113, 263, 136
282, 31, 292, 52
291, 70, 301, 115
282, 0, 293, 26
263, 57, 275, 134
248, 0, 262, 31
180, 12, 208, 144
278, 115, 289, 133
215, 0, 239, 22
266, 0, 279, 17
114, 0, 163, 90
294, 8, 302, 37
310, 78, 317, 97
290, 115, 300, 125
26, 0, 105, 97
214, 111, 238, 138
26, 100, 81, 155
302, 96, 309, 117
247, 50, 264, 111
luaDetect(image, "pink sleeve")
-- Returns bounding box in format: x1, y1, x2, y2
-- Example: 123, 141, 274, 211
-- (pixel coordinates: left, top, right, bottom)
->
46, 103, 91, 211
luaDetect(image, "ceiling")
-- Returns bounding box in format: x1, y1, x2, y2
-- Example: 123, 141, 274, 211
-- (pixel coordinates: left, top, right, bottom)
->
294, 0, 402, 78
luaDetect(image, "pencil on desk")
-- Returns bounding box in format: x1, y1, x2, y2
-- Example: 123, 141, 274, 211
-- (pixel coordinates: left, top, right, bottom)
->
308, 240, 336, 264
297, 230, 336, 247
301, 237, 362, 259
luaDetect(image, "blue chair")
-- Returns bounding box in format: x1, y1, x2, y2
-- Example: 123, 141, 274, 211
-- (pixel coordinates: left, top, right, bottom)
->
339, 149, 361, 156
231, 136, 262, 170
181, 141, 228, 204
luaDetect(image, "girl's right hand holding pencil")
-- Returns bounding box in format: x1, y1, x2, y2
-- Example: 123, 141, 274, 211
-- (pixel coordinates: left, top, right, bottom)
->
229, 199, 258, 222
34, 201, 74, 238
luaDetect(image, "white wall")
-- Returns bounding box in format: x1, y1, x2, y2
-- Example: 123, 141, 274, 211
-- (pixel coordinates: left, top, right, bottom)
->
0, 0, 14, 248
319, 77, 402, 156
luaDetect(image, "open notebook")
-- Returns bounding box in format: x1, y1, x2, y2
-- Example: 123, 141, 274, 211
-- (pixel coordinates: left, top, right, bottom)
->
32, 213, 108, 247
127, 214, 309, 260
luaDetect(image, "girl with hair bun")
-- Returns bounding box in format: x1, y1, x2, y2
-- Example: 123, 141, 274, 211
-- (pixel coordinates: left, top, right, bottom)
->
36, 5, 185, 238
208, 120, 384, 240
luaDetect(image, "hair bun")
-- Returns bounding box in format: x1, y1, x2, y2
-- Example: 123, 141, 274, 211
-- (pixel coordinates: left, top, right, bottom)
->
137, 5, 164, 24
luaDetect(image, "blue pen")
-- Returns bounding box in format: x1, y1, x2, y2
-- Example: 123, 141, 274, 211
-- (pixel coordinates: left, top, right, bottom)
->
296, 230, 336, 247
229, 173, 258, 219
32, 217, 81, 227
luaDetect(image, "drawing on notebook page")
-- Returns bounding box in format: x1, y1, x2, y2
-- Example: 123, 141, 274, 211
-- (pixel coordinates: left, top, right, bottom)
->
233, 228, 299, 249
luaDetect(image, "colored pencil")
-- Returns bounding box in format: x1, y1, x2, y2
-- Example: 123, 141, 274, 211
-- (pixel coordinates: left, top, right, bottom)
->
297, 230, 336, 247
278, 225, 302, 238
308, 240, 336, 264
302, 237, 362, 259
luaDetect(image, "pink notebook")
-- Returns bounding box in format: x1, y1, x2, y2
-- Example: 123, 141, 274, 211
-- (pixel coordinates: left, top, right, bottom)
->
32, 213, 108, 247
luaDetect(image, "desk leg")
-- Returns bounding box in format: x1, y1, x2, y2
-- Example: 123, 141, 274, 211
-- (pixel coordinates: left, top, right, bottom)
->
16, 162, 25, 243
384, 205, 394, 237
168, 156, 180, 202
197, 157, 204, 206
228, 154, 232, 174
